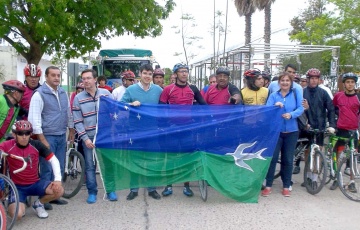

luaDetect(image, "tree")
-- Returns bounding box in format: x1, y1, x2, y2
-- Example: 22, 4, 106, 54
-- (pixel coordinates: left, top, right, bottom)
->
0, 0, 175, 64
172, 13, 203, 66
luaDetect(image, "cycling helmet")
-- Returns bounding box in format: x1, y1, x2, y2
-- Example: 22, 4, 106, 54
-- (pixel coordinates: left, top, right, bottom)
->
122, 70, 135, 79
12, 120, 33, 133
300, 75, 307, 80
342, 72, 358, 83
2, 80, 26, 92
216, 66, 230, 76
24, 64, 42, 77
76, 82, 84, 89
306, 68, 321, 78
172, 63, 189, 73
294, 74, 301, 82
153, 68, 165, 77
261, 71, 272, 81
243, 69, 261, 78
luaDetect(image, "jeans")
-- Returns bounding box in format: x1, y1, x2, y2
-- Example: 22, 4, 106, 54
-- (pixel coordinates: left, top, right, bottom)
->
82, 139, 98, 195
266, 131, 299, 188
40, 134, 66, 181
130, 187, 156, 193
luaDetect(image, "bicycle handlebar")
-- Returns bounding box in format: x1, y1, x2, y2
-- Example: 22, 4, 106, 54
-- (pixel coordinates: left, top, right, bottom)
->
0, 151, 29, 174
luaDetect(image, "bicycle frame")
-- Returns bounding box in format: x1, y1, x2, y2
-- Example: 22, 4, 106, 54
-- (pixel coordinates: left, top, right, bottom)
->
309, 143, 321, 172
65, 142, 79, 175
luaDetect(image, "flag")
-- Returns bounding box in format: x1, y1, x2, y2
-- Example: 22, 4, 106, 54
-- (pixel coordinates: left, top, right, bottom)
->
95, 96, 282, 202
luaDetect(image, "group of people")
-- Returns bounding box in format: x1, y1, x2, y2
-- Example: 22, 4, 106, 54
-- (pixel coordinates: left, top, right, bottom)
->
0, 61, 359, 222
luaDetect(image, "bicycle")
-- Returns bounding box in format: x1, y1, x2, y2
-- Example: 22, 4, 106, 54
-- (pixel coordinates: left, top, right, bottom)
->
0, 151, 28, 230
62, 141, 85, 199
335, 131, 360, 202
325, 134, 340, 185
198, 180, 207, 202
303, 129, 328, 195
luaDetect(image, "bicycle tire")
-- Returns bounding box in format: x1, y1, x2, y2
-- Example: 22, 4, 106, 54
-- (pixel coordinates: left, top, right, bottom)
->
337, 155, 360, 202
0, 174, 19, 230
198, 180, 208, 202
303, 149, 327, 195
62, 150, 85, 199
0, 203, 6, 230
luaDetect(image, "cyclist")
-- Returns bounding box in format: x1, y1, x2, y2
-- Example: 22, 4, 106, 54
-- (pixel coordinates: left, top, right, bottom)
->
241, 69, 268, 105
0, 120, 64, 219
262, 72, 304, 197
300, 75, 308, 88
112, 71, 135, 101
331, 72, 360, 192
205, 66, 241, 105
19, 64, 42, 120
0, 80, 26, 142
262, 71, 272, 88
301, 68, 336, 186
121, 64, 163, 201
153, 68, 165, 88
160, 63, 206, 197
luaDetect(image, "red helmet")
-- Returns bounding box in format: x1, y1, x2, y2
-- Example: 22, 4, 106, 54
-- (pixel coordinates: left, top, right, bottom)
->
2, 80, 26, 92
76, 82, 84, 89
24, 64, 42, 77
153, 68, 165, 77
12, 120, 33, 133
306, 68, 321, 78
244, 69, 261, 78
122, 70, 135, 79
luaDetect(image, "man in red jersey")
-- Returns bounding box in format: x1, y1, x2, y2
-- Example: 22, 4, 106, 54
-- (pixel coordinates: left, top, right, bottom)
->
205, 66, 241, 105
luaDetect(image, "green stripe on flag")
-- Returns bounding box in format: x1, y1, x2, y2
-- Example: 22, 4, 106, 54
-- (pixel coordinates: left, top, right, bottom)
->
96, 148, 271, 202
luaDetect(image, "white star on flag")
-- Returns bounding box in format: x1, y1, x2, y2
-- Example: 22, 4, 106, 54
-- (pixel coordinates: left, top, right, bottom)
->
137, 113, 141, 120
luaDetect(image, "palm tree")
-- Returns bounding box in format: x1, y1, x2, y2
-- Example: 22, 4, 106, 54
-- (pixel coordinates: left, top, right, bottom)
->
253, 0, 276, 71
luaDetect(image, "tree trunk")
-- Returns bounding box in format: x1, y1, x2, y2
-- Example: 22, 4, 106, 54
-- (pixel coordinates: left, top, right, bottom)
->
23, 43, 43, 65
244, 13, 252, 70
264, 3, 271, 72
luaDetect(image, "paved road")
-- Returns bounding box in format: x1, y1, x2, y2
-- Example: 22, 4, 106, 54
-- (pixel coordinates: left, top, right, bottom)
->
14, 169, 359, 230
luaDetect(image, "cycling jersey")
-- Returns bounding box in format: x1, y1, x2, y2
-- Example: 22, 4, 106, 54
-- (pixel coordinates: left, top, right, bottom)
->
0, 95, 20, 142
0, 139, 53, 185
19, 84, 40, 113
333, 91, 360, 130
205, 84, 240, 105
160, 83, 206, 105
241, 87, 268, 105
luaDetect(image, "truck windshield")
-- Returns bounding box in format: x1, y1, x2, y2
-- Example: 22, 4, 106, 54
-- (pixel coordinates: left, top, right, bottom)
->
103, 60, 151, 79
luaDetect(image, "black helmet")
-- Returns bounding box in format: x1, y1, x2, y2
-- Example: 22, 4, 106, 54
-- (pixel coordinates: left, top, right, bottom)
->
216, 66, 230, 76
342, 72, 358, 83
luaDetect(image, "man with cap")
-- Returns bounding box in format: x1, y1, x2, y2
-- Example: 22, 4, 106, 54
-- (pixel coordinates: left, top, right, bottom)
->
112, 70, 135, 101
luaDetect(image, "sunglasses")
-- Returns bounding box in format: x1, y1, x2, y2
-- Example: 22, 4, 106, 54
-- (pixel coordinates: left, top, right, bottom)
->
16, 131, 31, 136
127, 79, 135, 82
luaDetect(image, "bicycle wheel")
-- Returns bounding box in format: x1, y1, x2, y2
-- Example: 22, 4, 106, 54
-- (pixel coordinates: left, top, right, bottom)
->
337, 155, 360, 202
62, 150, 85, 199
198, 180, 207, 202
0, 203, 6, 230
303, 150, 327, 195
0, 174, 19, 230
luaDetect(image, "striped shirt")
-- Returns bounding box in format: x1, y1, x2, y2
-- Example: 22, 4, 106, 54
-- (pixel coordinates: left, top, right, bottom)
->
72, 88, 112, 141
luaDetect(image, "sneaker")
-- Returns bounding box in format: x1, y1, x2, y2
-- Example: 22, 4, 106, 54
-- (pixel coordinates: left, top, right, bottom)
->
289, 185, 293, 192
282, 189, 291, 197
126, 191, 138, 200
162, 186, 173, 196
32, 200, 49, 219
348, 182, 357, 193
344, 168, 351, 176
107, 192, 118, 201
261, 188, 271, 197
183, 186, 194, 197
330, 180, 338, 190
148, 191, 161, 200
87, 194, 97, 204
293, 166, 300, 174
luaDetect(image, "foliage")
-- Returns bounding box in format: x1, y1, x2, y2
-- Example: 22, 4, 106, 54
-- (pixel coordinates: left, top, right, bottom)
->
163, 67, 172, 85
0, 0, 175, 64
289, 0, 360, 73
172, 13, 203, 66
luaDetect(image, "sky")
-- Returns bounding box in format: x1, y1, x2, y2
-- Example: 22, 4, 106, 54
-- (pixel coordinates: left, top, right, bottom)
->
97, 0, 308, 69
